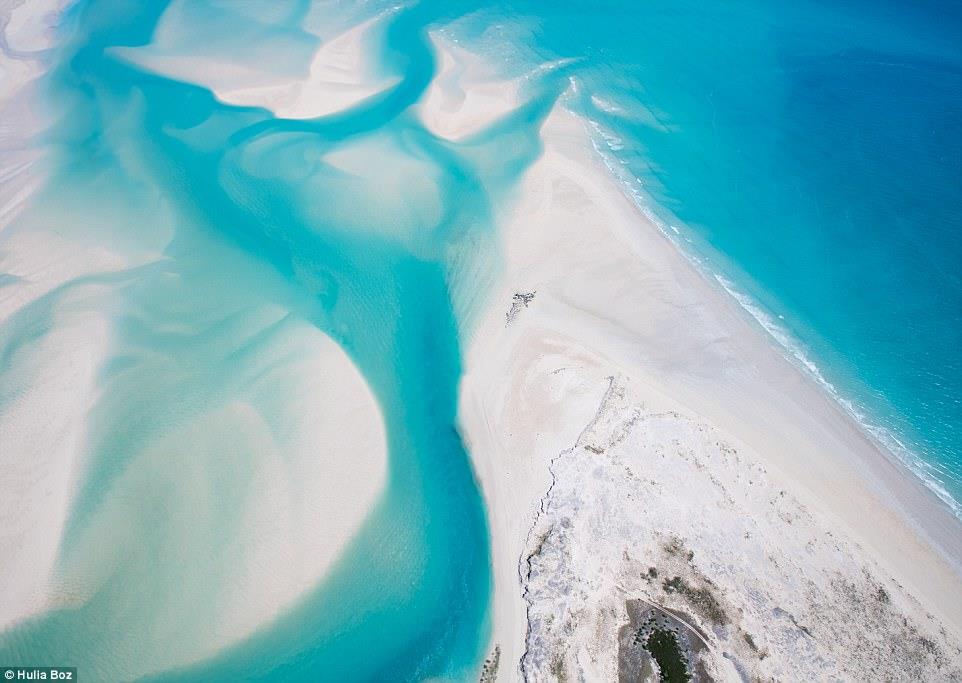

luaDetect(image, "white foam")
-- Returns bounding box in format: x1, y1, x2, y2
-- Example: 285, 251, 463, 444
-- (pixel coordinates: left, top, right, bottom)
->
576, 98, 962, 518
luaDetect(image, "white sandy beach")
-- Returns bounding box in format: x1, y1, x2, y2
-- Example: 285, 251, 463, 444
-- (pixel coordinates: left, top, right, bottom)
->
3, 2, 962, 679
449, 49, 962, 679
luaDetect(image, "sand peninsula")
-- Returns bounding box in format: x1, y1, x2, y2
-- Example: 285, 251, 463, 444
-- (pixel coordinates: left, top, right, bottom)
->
1, 2, 960, 680
426, 36, 962, 682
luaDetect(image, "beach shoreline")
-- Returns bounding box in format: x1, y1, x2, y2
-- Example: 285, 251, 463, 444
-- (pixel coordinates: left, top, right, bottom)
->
456, 64, 962, 676
3, 2, 960, 677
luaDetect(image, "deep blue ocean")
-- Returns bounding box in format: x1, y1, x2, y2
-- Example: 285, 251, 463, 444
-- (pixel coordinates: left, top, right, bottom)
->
0, 0, 959, 679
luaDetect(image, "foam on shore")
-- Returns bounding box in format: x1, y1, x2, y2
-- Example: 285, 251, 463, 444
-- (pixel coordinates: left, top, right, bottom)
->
2, 3, 960, 678
445, 43, 962, 678
580, 104, 962, 521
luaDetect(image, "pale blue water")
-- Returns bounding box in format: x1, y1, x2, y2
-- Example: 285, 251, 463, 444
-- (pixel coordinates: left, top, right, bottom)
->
0, 0, 959, 680
0, 0, 542, 679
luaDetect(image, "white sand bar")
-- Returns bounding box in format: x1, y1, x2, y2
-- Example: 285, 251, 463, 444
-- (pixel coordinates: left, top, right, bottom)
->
459, 90, 962, 678
112, 5, 399, 119
418, 34, 523, 142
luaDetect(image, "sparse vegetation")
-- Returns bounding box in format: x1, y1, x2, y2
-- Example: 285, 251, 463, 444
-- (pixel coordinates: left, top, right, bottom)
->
662, 537, 695, 562
664, 537, 685, 557
663, 576, 727, 625
549, 651, 567, 682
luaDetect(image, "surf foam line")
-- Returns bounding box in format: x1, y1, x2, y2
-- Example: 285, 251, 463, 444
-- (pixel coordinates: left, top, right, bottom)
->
574, 92, 962, 520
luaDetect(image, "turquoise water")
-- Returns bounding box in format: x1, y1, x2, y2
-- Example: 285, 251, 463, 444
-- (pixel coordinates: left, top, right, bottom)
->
526, 0, 962, 510
0, 0, 554, 679
1, 0, 960, 679
443, 0, 962, 508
